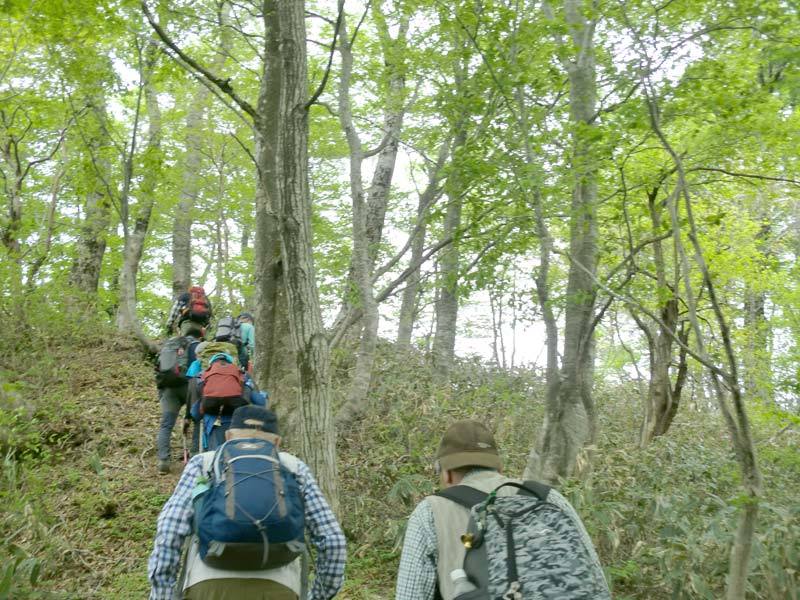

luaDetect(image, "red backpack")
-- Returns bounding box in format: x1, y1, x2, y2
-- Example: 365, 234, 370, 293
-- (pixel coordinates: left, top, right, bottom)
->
200, 360, 250, 415
184, 286, 211, 323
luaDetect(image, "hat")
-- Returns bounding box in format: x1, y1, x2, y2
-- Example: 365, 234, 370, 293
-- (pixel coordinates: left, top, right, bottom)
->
435, 420, 502, 471
238, 312, 253, 321
230, 406, 279, 435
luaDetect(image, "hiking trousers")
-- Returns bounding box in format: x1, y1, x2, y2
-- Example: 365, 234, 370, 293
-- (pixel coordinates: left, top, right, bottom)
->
156, 385, 188, 461
183, 578, 297, 599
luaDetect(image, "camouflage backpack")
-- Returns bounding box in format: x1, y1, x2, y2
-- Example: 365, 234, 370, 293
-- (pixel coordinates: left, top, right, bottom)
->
436, 481, 610, 600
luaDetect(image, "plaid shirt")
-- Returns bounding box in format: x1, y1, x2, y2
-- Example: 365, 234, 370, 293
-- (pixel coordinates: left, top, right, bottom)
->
164, 294, 188, 334
148, 452, 346, 600
395, 499, 438, 600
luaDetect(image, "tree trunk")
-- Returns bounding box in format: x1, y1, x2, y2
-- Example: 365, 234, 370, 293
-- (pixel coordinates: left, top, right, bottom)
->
334, 9, 410, 427
69, 101, 112, 298
118, 41, 161, 334
743, 286, 771, 404
398, 140, 450, 348
529, 0, 598, 483
431, 187, 462, 376
329, 7, 408, 346
643, 73, 762, 599
260, 0, 337, 510
635, 189, 688, 445
252, 9, 300, 439
172, 4, 230, 296
742, 218, 772, 406
431, 17, 474, 378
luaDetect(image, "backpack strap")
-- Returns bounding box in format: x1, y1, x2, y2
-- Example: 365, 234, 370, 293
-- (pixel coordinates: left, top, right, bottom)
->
200, 451, 215, 478
434, 479, 551, 508
434, 485, 489, 509
518, 479, 551, 501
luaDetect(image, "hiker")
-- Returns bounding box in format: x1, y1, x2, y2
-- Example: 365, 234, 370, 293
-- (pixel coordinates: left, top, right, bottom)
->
165, 285, 212, 337
183, 321, 266, 452
148, 406, 346, 600
236, 312, 255, 367
395, 420, 610, 600
155, 334, 202, 474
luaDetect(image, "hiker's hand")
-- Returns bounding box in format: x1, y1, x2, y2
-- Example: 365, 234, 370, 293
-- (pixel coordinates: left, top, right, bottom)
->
182, 418, 191, 435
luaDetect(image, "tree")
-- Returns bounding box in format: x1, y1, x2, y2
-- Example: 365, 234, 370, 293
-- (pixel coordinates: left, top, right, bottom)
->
143, 0, 339, 508
527, 0, 601, 483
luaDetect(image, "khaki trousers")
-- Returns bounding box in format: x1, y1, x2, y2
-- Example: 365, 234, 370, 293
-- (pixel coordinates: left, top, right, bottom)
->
183, 578, 297, 600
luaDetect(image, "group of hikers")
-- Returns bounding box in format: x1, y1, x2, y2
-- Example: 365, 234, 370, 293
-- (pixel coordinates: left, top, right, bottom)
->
155, 285, 257, 475
148, 286, 612, 599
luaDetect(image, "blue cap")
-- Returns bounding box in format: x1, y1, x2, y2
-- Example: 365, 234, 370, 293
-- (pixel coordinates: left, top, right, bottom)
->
230, 406, 278, 434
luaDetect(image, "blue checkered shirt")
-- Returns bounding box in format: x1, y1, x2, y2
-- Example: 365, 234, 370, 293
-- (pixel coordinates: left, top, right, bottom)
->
395, 499, 438, 600
148, 452, 346, 599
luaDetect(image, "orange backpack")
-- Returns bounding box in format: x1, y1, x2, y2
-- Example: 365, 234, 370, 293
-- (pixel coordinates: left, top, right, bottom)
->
183, 285, 211, 323
199, 359, 250, 415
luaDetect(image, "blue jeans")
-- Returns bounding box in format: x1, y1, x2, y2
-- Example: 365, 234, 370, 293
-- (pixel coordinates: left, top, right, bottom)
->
156, 385, 188, 461
202, 416, 230, 451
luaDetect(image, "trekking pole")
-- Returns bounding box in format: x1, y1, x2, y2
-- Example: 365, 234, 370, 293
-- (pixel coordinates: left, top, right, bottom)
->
182, 426, 190, 464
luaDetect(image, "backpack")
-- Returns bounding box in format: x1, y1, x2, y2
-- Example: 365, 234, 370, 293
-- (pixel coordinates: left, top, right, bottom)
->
216, 316, 250, 368
183, 286, 211, 324
199, 358, 251, 415
214, 316, 242, 346
196, 341, 241, 370
193, 438, 306, 570
155, 336, 198, 388
437, 481, 610, 600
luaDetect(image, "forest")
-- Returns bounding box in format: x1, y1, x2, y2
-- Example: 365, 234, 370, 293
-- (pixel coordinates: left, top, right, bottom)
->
0, 0, 798, 598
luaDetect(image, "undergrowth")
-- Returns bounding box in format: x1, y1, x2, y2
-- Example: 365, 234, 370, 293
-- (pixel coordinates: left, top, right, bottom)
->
0, 300, 797, 598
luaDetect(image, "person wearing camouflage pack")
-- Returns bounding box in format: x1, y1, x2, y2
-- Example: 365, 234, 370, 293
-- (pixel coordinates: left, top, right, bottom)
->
395, 420, 610, 599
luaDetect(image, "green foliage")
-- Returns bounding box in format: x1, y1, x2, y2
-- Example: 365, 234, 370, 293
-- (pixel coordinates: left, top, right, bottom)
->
334, 346, 798, 599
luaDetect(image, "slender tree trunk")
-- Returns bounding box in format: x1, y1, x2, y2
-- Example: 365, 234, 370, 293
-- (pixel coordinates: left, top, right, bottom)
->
431, 186, 462, 376
26, 152, 66, 288
643, 75, 761, 600
510, 30, 561, 481
635, 189, 688, 445
334, 12, 378, 428
431, 122, 467, 377
743, 286, 771, 405
395, 203, 427, 347
397, 139, 450, 347
118, 42, 161, 334
743, 219, 772, 405
69, 101, 112, 298
335, 9, 410, 426
172, 4, 230, 296
530, 0, 598, 483
0, 146, 24, 260
329, 7, 408, 346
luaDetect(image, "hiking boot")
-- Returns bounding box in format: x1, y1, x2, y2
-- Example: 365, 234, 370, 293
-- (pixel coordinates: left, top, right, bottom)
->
157, 459, 171, 474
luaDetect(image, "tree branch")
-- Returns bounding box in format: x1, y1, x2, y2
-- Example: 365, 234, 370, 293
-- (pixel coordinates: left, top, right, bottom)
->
305, 0, 344, 110
141, 1, 258, 121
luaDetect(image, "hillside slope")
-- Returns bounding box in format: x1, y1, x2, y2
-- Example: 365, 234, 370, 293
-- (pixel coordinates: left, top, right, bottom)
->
1, 333, 798, 599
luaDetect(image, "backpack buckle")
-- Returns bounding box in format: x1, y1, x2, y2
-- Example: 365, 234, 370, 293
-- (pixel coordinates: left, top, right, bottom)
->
502, 581, 522, 600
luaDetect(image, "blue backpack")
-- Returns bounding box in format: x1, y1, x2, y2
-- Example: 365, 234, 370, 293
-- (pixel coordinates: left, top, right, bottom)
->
193, 438, 305, 570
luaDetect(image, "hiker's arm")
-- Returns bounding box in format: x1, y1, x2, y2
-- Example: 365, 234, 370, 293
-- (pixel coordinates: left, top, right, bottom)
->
395, 500, 437, 600
297, 461, 346, 600
165, 299, 181, 333
148, 457, 202, 600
